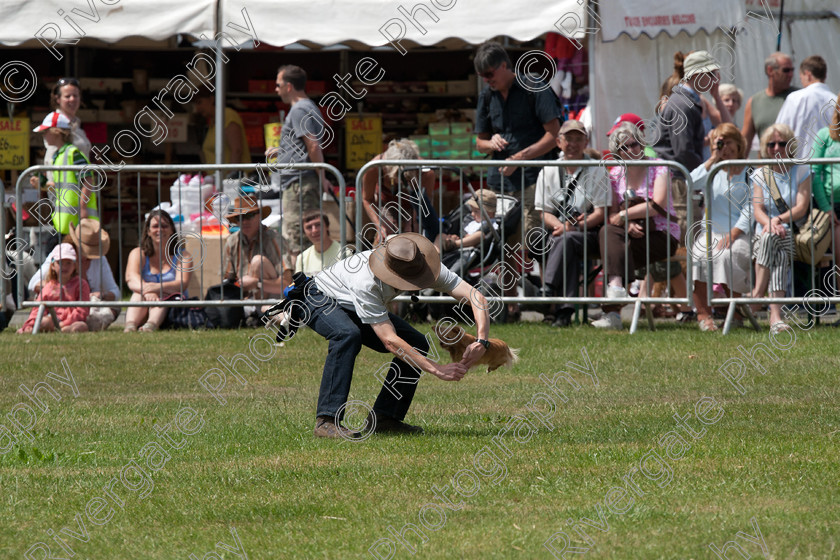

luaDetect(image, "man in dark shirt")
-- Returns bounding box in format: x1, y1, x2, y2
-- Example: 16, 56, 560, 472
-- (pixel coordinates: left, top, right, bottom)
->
474, 41, 562, 237
653, 50, 719, 238
742, 52, 797, 152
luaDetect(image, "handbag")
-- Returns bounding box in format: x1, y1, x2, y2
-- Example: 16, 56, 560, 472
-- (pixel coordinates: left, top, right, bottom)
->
763, 168, 832, 264
164, 293, 209, 329
204, 282, 247, 329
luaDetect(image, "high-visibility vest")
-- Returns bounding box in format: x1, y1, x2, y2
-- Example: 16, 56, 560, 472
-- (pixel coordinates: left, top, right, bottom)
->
51, 144, 99, 234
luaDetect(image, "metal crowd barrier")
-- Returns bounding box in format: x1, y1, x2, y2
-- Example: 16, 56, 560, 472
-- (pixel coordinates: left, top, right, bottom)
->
356, 158, 695, 334
705, 158, 840, 334
3, 163, 345, 333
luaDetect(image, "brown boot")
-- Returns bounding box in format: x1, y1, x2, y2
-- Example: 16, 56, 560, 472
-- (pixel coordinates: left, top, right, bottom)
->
314, 416, 361, 439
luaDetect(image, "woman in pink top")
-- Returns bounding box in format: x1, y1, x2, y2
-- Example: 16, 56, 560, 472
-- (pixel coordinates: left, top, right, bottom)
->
18, 243, 90, 333
593, 123, 680, 330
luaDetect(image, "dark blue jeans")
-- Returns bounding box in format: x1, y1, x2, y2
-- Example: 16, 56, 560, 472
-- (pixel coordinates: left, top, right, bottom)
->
302, 287, 429, 421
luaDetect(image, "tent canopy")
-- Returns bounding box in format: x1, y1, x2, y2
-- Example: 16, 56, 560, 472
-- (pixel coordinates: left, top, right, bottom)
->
0, 0, 215, 48
219, 0, 586, 49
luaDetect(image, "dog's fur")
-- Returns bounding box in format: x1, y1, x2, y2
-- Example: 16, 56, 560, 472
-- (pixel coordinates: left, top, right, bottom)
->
433, 325, 519, 372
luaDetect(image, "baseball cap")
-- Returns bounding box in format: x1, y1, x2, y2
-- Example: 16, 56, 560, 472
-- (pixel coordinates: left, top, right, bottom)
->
559, 120, 587, 135
607, 113, 645, 136
33, 111, 72, 132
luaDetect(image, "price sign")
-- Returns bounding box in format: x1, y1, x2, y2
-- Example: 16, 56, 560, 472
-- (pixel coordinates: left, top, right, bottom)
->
0, 118, 30, 170
164, 115, 189, 143
264, 122, 282, 150
345, 114, 382, 171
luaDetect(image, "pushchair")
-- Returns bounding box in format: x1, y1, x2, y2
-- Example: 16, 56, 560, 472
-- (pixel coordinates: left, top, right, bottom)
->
412, 191, 523, 322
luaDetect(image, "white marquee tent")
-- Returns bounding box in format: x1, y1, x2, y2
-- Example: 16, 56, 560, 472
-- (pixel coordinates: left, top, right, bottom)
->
2, 0, 838, 155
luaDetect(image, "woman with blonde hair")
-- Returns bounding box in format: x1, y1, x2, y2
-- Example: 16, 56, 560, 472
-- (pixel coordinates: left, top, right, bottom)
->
689, 123, 753, 331
361, 138, 438, 243
749, 124, 812, 331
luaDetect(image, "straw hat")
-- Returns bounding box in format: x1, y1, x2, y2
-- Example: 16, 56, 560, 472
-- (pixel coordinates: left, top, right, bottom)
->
466, 189, 497, 212
225, 196, 271, 223
369, 233, 441, 291
68, 218, 110, 259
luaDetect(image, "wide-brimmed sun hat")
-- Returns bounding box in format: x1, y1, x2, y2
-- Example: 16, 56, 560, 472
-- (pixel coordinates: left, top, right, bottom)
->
225, 195, 271, 223
466, 189, 497, 211
369, 233, 441, 291
68, 218, 110, 259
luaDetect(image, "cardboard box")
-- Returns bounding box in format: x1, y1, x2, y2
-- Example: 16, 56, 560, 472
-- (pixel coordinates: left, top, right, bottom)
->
248, 80, 276, 94
428, 122, 450, 136
447, 80, 475, 95
450, 122, 473, 135
426, 81, 447, 93
185, 234, 228, 298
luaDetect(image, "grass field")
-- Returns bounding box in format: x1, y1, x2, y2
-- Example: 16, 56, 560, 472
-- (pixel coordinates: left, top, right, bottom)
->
1, 321, 838, 559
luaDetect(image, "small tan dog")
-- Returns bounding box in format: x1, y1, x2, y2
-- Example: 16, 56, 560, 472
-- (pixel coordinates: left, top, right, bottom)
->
433, 325, 519, 372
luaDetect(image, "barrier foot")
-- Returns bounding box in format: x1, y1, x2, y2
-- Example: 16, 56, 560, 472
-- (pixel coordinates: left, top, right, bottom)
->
722, 301, 736, 335
49, 308, 61, 333
629, 300, 642, 334
32, 304, 46, 335
739, 303, 761, 332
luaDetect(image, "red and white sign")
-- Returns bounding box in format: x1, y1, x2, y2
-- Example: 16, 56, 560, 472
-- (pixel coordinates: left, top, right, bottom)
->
601, 0, 744, 41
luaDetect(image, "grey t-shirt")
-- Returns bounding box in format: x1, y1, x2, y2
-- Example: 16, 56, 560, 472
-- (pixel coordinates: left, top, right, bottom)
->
314, 249, 461, 324
275, 98, 325, 189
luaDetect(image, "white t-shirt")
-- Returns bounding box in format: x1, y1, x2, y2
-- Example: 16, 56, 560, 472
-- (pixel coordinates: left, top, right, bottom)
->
314, 249, 461, 324
295, 240, 341, 275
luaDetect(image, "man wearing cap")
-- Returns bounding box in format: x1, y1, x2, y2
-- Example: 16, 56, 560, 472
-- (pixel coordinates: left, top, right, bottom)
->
223, 196, 286, 306
654, 50, 720, 235
299, 233, 489, 439
30, 111, 98, 235
28, 218, 119, 331
536, 120, 611, 327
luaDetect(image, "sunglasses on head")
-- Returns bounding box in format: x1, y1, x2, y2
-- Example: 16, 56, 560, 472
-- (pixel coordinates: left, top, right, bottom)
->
54, 77, 80, 92
480, 66, 499, 79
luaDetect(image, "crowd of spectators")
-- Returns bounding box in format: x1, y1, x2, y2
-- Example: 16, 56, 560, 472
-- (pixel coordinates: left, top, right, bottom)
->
8, 43, 840, 334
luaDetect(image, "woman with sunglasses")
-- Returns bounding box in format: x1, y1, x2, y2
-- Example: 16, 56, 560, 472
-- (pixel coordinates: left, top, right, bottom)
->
688, 123, 753, 331
44, 77, 91, 164
749, 124, 812, 332
592, 122, 680, 329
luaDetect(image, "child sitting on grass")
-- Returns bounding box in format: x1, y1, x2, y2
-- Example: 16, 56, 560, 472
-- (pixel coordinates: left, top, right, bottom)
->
18, 243, 90, 334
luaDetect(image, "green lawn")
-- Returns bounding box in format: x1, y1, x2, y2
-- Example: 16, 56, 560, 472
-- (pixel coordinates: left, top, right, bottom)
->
1, 322, 838, 559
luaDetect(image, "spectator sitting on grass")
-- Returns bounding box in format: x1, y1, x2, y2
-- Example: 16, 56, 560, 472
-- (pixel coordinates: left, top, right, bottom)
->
295, 210, 341, 276
28, 218, 120, 331
223, 196, 285, 311
124, 210, 192, 333
18, 243, 89, 334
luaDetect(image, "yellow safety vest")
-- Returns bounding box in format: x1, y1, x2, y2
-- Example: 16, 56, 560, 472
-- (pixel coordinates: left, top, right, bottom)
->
52, 144, 99, 235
